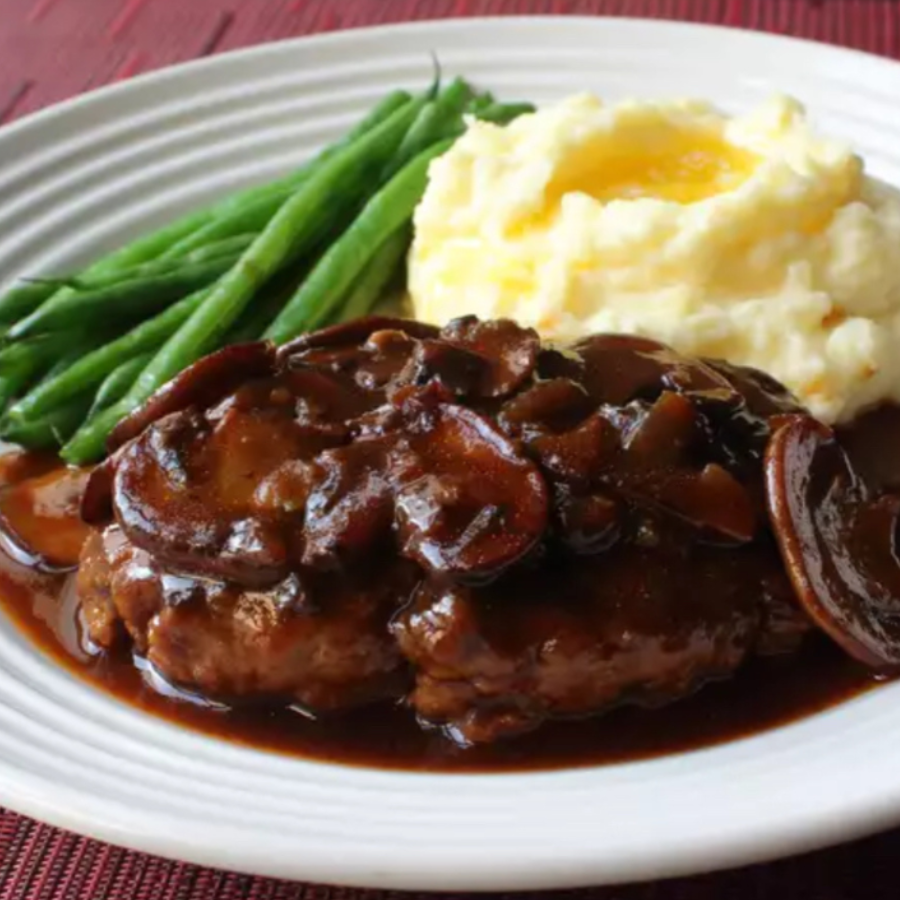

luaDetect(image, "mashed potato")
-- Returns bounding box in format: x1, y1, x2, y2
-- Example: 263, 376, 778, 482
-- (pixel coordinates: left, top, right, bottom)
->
408, 94, 900, 423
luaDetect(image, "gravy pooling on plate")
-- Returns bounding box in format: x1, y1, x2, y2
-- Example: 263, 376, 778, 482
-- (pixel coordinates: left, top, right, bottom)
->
0, 443, 876, 772
0, 315, 892, 768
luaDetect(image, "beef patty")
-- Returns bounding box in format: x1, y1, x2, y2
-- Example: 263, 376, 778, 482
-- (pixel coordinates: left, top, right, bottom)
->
77, 315, 811, 742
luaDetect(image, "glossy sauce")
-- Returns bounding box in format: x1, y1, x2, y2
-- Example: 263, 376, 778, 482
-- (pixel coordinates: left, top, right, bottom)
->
0, 414, 890, 771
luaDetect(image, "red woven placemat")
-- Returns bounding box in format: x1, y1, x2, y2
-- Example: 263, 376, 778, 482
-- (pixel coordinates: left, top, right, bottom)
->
1, 1, 899, 897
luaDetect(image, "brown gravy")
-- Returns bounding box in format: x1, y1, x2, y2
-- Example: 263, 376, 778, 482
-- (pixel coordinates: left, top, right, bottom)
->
0, 404, 893, 772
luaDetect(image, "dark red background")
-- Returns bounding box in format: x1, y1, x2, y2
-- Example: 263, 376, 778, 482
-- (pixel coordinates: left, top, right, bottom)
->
2, 0, 900, 897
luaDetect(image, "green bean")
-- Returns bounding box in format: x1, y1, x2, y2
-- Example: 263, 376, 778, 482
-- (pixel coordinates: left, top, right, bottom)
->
0, 88, 430, 444
0, 91, 411, 325
31, 233, 256, 296
0, 332, 93, 410
266, 138, 452, 343
160, 193, 292, 261
0, 338, 50, 374
37, 348, 91, 386
477, 101, 536, 124
430, 100, 537, 149
389, 78, 474, 175
72, 93, 414, 271
0, 332, 76, 377
0, 209, 217, 329
147, 95, 429, 351
160, 90, 413, 261
84, 212, 214, 277
87, 352, 154, 419
9, 253, 234, 339
62, 95, 431, 465
224, 291, 290, 345
59, 398, 119, 462
0, 90, 412, 328
466, 92, 495, 114
0, 236, 226, 323
8, 288, 209, 422
0, 282, 56, 324
339, 226, 410, 322
0, 371, 26, 413
217, 89, 413, 220
85, 233, 255, 287
0, 394, 94, 450
220, 251, 314, 345
0, 379, 19, 414
0, 217, 211, 330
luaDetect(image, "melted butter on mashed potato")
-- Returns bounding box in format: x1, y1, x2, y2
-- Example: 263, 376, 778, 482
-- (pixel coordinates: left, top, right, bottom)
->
408, 93, 900, 423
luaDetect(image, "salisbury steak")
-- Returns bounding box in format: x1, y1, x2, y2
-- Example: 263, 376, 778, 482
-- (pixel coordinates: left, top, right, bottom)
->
79, 523, 417, 709
393, 537, 799, 744
77, 315, 812, 740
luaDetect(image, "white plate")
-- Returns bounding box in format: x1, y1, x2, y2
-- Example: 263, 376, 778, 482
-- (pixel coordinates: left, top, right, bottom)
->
1, 16, 900, 891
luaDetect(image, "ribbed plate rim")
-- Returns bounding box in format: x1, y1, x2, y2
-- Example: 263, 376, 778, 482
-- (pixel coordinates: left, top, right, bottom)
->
1, 15, 900, 890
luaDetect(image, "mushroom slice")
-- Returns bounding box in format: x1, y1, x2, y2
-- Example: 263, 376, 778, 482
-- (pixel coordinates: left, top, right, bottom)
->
301, 437, 396, 572
702, 358, 804, 418
765, 414, 900, 668
604, 393, 759, 543
394, 402, 549, 581
113, 400, 314, 587
570, 334, 737, 407
439, 316, 540, 398
81, 452, 118, 525
396, 339, 491, 398
280, 317, 438, 401
497, 378, 593, 441
553, 484, 620, 554
276, 315, 438, 360
529, 415, 617, 488
108, 341, 277, 451
0, 465, 92, 571
657, 463, 758, 544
